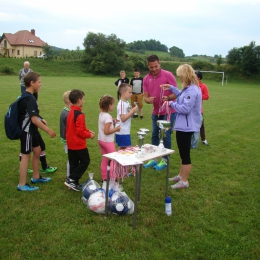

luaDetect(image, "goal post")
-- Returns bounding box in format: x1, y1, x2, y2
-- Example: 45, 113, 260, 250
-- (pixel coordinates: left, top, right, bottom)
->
200, 71, 225, 86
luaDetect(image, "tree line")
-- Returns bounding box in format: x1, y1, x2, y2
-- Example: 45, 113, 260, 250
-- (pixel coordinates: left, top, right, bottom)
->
42, 32, 259, 77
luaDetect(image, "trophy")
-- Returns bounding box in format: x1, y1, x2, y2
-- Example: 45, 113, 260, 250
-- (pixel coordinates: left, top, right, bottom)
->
157, 120, 171, 151
139, 128, 149, 153
136, 131, 147, 157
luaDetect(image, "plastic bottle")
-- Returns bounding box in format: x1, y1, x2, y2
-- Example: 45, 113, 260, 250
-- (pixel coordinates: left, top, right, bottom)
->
165, 196, 172, 216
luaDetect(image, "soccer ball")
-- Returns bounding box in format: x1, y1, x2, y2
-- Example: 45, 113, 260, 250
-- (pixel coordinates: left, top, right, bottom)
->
127, 197, 135, 215
110, 191, 129, 215
87, 189, 106, 214
82, 179, 100, 200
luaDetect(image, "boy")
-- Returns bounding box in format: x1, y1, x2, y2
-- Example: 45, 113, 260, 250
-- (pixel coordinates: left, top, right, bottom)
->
23, 91, 57, 174
18, 72, 56, 191
64, 89, 95, 191
115, 83, 138, 149
114, 70, 129, 101
130, 69, 144, 119
60, 91, 72, 178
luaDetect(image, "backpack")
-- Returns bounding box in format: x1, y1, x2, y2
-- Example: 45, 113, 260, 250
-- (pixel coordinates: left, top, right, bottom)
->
4, 92, 33, 140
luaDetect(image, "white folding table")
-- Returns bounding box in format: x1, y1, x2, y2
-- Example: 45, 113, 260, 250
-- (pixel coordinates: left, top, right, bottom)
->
103, 145, 175, 229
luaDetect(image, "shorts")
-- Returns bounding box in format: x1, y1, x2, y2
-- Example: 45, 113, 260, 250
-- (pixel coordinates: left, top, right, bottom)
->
131, 93, 143, 108
20, 131, 42, 154
115, 134, 131, 147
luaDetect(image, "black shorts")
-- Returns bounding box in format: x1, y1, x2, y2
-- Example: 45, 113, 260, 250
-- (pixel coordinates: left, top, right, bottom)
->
20, 131, 44, 154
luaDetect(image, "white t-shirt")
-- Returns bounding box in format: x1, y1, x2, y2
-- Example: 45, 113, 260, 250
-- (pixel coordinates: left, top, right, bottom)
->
98, 112, 114, 142
116, 100, 131, 135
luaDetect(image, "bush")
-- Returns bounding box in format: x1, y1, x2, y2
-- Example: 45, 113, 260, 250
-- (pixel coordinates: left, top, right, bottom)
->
1, 66, 15, 75
192, 61, 215, 70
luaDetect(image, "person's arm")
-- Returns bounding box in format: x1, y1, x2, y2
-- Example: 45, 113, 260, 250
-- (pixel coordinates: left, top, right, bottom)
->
143, 91, 156, 104
104, 122, 120, 135
31, 116, 56, 137
201, 83, 209, 100
120, 105, 138, 122
75, 114, 93, 139
18, 70, 22, 81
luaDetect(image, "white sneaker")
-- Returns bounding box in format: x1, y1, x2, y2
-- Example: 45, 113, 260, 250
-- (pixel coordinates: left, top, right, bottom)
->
171, 180, 189, 189
169, 175, 182, 182
202, 140, 209, 146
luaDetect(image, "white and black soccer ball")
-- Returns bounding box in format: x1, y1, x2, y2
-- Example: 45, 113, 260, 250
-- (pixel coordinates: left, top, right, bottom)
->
110, 191, 130, 215
87, 189, 106, 214
82, 179, 100, 200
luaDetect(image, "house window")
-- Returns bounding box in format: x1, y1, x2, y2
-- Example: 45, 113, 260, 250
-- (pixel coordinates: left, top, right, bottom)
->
4, 40, 7, 48
17, 50, 20, 55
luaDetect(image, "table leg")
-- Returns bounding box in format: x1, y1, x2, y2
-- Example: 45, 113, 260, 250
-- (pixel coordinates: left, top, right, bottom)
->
165, 156, 169, 197
105, 160, 111, 217
137, 165, 142, 202
133, 165, 140, 230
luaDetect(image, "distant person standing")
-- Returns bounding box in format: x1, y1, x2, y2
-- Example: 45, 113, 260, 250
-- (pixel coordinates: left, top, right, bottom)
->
19, 61, 33, 94
115, 70, 129, 101
191, 70, 210, 148
130, 69, 144, 119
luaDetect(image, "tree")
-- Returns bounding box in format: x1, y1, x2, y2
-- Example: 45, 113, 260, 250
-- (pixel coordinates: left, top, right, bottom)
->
216, 55, 223, 66
82, 32, 126, 75
169, 46, 185, 58
42, 43, 53, 60
227, 41, 260, 75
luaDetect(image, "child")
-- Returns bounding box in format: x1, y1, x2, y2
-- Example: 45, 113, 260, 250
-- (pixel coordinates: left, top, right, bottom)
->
60, 91, 72, 177
130, 69, 144, 119
18, 72, 56, 191
21, 91, 57, 174
98, 95, 121, 181
115, 83, 138, 149
64, 89, 95, 191
114, 70, 129, 101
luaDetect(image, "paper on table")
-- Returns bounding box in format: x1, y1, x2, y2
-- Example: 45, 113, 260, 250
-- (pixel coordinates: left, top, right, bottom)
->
109, 153, 142, 166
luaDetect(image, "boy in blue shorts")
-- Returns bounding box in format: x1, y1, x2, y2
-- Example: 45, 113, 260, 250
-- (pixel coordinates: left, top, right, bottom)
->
18, 72, 56, 191
115, 83, 138, 149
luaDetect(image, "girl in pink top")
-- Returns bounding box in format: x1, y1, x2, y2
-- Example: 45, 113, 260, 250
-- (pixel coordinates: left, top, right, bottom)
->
98, 95, 121, 181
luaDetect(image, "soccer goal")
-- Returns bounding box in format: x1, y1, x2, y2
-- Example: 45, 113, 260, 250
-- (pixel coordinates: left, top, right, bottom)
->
200, 71, 225, 86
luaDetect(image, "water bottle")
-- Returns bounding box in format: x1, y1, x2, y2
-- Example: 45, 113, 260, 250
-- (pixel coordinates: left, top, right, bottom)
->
165, 196, 172, 216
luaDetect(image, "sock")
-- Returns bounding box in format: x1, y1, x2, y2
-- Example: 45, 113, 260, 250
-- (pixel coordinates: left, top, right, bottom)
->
66, 161, 70, 178
40, 154, 48, 170
182, 181, 188, 185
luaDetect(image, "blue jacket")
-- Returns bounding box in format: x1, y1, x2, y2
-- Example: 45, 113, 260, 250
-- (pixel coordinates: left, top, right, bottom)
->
169, 84, 202, 132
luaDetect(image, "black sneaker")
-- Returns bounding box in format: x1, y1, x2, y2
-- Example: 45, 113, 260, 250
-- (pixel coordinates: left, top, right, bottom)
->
64, 178, 81, 191
140, 116, 143, 119
133, 114, 138, 118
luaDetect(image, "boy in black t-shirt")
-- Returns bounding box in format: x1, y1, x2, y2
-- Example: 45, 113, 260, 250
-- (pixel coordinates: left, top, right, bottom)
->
18, 72, 56, 191
114, 70, 129, 101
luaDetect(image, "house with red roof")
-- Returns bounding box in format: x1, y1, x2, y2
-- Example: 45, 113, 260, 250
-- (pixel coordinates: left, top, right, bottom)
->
0, 29, 45, 58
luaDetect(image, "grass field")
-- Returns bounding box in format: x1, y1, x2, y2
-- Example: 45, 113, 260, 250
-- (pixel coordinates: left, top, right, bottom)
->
0, 76, 259, 260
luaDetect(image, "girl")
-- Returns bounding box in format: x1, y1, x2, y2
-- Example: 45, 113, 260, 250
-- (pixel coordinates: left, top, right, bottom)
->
98, 95, 121, 181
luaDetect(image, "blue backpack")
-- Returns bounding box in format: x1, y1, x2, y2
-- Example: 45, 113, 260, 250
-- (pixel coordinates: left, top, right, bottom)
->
4, 92, 33, 140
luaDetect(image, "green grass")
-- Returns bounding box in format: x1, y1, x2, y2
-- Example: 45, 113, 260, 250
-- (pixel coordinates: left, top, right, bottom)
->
0, 76, 259, 259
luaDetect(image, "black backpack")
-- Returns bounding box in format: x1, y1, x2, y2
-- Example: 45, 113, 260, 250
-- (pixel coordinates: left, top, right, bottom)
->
4, 92, 33, 140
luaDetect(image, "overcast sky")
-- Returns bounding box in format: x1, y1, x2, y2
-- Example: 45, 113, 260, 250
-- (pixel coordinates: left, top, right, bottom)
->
1, 0, 259, 57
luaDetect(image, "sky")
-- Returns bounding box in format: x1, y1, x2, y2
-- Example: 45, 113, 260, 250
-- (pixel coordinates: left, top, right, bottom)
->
1, 0, 260, 57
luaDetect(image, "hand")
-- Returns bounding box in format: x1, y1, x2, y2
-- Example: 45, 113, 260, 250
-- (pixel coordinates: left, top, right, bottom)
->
160, 84, 171, 90
89, 130, 95, 139
132, 106, 139, 113
47, 129, 56, 138
115, 125, 121, 132
169, 101, 175, 108
145, 96, 156, 104
162, 96, 170, 102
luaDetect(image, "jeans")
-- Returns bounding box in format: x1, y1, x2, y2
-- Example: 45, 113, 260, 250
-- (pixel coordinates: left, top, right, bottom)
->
151, 113, 176, 150
191, 114, 203, 148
